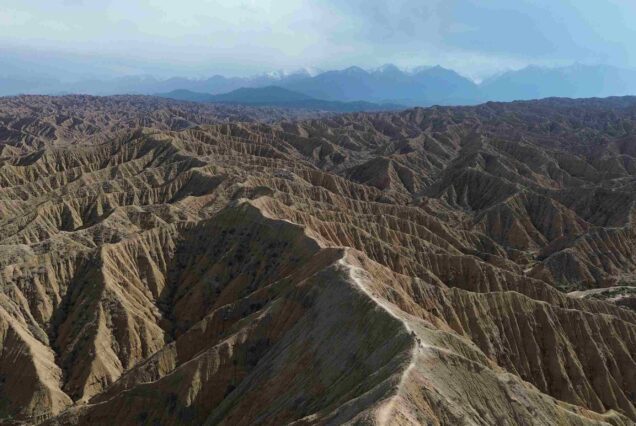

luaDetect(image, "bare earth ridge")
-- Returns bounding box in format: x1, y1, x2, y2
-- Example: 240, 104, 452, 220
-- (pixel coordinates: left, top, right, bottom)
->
0, 95, 635, 425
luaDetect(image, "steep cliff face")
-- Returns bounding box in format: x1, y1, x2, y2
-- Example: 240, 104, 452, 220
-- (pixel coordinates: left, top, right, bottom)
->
0, 95, 635, 424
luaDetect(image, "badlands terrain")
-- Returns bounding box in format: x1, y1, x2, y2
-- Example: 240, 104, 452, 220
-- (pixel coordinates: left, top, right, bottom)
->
0, 94, 635, 424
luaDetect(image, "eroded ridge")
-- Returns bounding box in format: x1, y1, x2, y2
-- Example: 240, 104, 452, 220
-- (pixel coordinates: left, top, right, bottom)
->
0, 95, 634, 425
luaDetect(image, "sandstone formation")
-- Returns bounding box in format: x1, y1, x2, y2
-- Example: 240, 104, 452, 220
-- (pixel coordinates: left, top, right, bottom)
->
0, 95, 635, 425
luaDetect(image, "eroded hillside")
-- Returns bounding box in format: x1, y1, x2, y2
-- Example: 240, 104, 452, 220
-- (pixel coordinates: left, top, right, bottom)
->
0, 95, 635, 425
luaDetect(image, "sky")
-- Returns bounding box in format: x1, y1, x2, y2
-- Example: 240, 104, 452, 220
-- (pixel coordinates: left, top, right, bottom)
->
1, 0, 635, 81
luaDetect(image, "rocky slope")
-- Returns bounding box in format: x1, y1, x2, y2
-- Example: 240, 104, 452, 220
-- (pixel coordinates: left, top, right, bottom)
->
0, 95, 331, 155
0, 95, 635, 424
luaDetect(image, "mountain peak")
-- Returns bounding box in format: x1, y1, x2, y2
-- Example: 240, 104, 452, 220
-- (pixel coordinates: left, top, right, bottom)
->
372, 64, 403, 74
342, 66, 368, 75
414, 65, 454, 75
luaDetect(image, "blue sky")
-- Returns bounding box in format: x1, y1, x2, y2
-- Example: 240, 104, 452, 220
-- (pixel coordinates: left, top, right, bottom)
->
1, 0, 635, 80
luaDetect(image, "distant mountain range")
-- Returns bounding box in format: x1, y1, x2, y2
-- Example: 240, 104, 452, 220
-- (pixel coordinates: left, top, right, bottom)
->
157, 86, 404, 112
281, 65, 483, 105
3, 63, 636, 107
481, 64, 636, 102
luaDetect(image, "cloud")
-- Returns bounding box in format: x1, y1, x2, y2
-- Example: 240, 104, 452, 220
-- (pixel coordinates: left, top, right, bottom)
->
314, 0, 636, 78
40, 20, 73, 32
0, 0, 634, 79
0, 8, 33, 26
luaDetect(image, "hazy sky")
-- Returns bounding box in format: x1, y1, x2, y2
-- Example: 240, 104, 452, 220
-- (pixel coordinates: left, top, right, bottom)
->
2, 0, 635, 80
